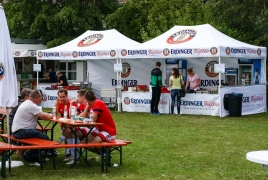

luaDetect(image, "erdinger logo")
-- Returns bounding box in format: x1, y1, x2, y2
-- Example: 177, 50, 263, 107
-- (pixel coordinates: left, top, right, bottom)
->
163, 48, 170, 56
121, 49, 127, 56
30, 51, 35, 57
0, 62, 4, 81
124, 97, 130, 105
110, 50, 116, 57
225, 47, 230, 55
167, 29, 196, 44
15, 51, 20, 56
121, 62, 131, 78
72, 51, 78, 58
42, 94, 47, 102
38, 51, 43, 58
257, 48, 261, 56
77, 34, 103, 47
210, 47, 218, 55
205, 60, 219, 77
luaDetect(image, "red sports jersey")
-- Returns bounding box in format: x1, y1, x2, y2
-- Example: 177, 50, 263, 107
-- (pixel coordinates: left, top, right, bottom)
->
91, 99, 116, 136
57, 100, 70, 117
72, 103, 87, 115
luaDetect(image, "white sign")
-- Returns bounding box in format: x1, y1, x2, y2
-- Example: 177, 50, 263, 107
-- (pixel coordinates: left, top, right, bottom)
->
122, 92, 170, 114
114, 63, 122, 72
33, 64, 41, 72
214, 64, 225, 73
220, 84, 266, 117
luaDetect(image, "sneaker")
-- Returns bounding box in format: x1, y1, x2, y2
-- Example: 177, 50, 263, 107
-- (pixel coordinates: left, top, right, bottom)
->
53, 149, 60, 155
155, 112, 162, 115
30, 162, 40, 166
63, 154, 71, 161
66, 159, 79, 165
150, 112, 154, 115
47, 149, 58, 156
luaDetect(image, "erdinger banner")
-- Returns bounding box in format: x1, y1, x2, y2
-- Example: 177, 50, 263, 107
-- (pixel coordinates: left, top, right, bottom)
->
174, 94, 220, 116
40, 89, 77, 108
220, 84, 266, 117
122, 92, 170, 114
37, 50, 116, 60
12, 49, 28, 57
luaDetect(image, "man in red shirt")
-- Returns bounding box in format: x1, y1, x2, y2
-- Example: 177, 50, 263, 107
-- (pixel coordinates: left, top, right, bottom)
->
55, 88, 71, 160
80, 91, 116, 143
64, 89, 90, 164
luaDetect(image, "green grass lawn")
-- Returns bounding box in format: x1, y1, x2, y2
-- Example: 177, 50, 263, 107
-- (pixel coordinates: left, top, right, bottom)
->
3, 111, 268, 179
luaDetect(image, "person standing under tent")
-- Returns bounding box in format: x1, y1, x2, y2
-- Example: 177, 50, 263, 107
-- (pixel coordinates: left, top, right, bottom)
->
169, 68, 184, 116
150, 62, 163, 115
185, 67, 200, 93
56, 71, 69, 86
44, 67, 57, 83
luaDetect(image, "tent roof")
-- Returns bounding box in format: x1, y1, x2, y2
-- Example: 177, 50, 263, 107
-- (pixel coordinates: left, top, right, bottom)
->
12, 43, 46, 57
37, 29, 140, 60
119, 24, 266, 59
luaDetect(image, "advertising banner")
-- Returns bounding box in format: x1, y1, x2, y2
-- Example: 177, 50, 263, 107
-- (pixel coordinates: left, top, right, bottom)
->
122, 92, 170, 113
40, 89, 77, 108
220, 84, 266, 117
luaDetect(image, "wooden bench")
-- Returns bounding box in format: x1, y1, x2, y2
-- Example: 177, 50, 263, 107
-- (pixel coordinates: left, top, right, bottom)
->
0, 134, 130, 178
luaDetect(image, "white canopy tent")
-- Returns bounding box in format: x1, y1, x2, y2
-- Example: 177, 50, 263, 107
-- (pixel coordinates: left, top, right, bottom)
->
118, 24, 266, 116
37, 29, 140, 110
12, 43, 46, 57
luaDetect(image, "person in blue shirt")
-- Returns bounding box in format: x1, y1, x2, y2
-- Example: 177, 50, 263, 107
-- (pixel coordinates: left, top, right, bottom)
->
44, 67, 57, 83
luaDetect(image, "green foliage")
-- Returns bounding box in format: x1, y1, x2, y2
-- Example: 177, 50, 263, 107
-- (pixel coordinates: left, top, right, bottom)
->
3, 0, 120, 47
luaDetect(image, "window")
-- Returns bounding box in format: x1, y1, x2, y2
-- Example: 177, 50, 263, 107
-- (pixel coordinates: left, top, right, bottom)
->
59, 61, 76, 80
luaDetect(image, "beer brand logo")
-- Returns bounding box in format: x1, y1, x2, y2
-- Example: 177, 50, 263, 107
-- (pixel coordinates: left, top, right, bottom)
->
42, 94, 47, 101
78, 34, 103, 47
121, 49, 127, 56
163, 48, 170, 56
110, 50, 116, 57
38, 51, 43, 58
124, 97, 130, 105
225, 47, 230, 55
0, 62, 4, 81
72, 51, 78, 58
15, 51, 20, 56
257, 48, 261, 56
121, 62, 131, 78
167, 29, 196, 44
210, 47, 218, 55
205, 60, 219, 77
30, 51, 35, 57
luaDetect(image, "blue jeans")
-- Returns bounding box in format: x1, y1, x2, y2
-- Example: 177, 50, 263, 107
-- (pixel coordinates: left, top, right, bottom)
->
171, 89, 181, 114
13, 129, 49, 162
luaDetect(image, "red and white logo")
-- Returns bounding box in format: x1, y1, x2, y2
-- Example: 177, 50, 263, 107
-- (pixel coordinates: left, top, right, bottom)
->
38, 51, 43, 58
167, 29, 196, 44
163, 48, 170, 56
121, 49, 127, 57
77, 34, 103, 47
15, 51, 20, 56
124, 97, 130, 105
225, 47, 230, 55
205, 60, 219, 77
110, 50, 116, 57
210, 47, 218, 55
257, 48, 261, 56
121, 62, 131, 78
72, 51, 78, 58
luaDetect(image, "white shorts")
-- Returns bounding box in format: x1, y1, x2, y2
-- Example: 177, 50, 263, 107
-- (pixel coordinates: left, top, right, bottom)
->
91, 129, 116, 142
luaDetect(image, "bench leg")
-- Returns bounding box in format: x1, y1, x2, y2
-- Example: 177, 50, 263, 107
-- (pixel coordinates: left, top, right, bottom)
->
2, 150, 6, 178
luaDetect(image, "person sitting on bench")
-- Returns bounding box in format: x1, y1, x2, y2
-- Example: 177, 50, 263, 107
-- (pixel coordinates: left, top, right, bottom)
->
80, 91, 117, 153
12, 90, 53, 165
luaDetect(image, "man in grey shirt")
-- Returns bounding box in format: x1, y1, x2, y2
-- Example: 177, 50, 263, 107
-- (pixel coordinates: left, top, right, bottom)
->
12, 90, 53, 164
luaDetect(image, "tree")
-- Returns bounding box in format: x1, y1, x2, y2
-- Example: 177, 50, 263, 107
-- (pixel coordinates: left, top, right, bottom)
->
3, 0, 120, 47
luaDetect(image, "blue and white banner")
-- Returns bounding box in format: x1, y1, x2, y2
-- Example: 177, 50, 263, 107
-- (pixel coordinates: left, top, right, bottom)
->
220, 84, 266, 117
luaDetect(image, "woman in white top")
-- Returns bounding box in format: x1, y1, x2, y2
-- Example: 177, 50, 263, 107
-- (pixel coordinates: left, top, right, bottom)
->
169, 68, 184, 116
